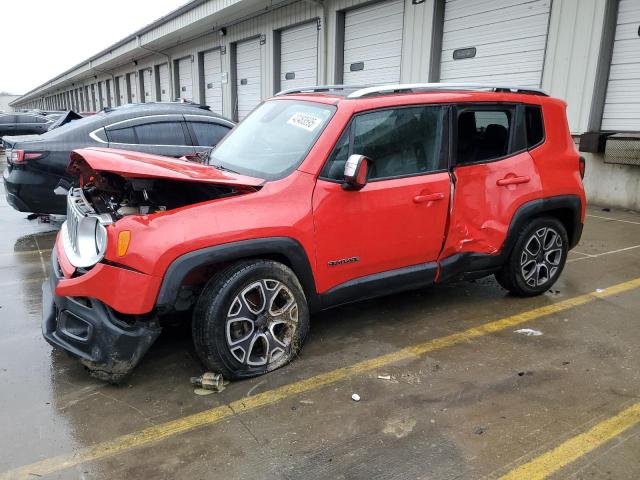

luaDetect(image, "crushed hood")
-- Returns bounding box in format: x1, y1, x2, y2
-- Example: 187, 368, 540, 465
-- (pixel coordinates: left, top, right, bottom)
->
68, 147, 265, 188
48, 110, 83, 131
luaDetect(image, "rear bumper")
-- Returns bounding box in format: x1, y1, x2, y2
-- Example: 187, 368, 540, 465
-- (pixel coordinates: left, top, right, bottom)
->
43, 249, 161, 382
3, 166, 66, 214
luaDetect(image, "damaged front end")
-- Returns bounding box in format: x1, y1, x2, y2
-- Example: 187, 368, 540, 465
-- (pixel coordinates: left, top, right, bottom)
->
43, 148, 263, 382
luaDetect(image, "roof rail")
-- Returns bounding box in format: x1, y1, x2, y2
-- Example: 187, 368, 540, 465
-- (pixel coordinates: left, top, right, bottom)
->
275, 85, 372, 96
347, 83, 548, 98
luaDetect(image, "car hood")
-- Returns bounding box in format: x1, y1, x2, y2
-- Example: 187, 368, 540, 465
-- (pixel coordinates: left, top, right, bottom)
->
68, 147, 265, 188
48, 110, 82, 131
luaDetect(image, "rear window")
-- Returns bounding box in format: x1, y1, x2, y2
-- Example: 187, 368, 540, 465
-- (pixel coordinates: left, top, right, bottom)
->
525, 106, 544, 148
190, 122, 230, 147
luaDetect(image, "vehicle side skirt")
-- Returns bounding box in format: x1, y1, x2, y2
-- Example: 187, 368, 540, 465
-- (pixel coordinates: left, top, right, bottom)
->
318, 262, 438, 310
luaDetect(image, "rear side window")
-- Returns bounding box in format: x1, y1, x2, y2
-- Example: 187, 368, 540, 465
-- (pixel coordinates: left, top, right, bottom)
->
456, 108, 513, 164
190, 122, 230, 146
16, 114, 36, 123
525, 106, 544, 148
134, 122, 188, 145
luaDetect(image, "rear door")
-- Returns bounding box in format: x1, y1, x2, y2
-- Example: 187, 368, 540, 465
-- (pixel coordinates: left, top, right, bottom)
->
0, 114, 17, 136
105, 114, 195, 157
439, 104, 541, 261
312, 105, 451, 293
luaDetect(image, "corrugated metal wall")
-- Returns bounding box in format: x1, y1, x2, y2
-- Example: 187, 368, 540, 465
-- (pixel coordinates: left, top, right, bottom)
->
13, 0, 637, 137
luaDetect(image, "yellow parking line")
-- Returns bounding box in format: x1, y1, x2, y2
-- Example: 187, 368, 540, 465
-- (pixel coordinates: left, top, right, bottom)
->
500, 402, 640, 480
2, 277, 640, 480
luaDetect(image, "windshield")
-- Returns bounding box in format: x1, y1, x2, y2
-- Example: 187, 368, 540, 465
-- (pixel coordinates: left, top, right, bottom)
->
208, 100, 335, 180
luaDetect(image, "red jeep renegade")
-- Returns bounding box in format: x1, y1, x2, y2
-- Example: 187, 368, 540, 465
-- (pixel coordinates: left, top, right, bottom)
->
42, 84, 586, 382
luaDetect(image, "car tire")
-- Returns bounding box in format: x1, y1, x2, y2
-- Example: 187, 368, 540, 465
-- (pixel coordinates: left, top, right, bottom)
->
495, 217, 568, 297
192, 260, 310, 380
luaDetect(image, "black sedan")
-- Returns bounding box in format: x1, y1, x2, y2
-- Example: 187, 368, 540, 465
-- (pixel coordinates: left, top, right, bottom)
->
0, 112, 54, 136
3, 102, 235, 214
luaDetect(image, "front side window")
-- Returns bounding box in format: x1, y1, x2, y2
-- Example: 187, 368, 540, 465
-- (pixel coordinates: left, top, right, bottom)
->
321, 106, 445, 181
456, 107, 513, 165
209, 100, 335, 180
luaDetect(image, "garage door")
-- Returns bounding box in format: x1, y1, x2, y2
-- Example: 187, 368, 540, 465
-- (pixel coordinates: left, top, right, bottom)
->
177, 57, 193, 101
602, 0, 640, 131
127, 72, 138, 103
117, 76, 126, 106
440, 0, 551, 87
100, 81, 108, 108
280, 21, 318, 91
142, 69, 153, 102
343, 0, 404, 84
235, 38, 262, 120
203, 49, 223, 113
158, 63, 170, 101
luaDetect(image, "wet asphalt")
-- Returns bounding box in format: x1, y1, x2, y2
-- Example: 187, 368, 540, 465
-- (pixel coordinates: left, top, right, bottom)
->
1, 150, 640, 479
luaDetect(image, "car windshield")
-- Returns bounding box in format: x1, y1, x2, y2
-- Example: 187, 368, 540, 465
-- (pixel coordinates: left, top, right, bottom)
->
208, 100, 335, 180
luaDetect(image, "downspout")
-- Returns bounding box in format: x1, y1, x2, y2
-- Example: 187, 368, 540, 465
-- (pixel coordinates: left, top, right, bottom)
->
304, 0, 328, 85
137, 36, 174, 101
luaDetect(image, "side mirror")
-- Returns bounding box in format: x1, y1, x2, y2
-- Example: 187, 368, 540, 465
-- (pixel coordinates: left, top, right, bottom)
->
342, 154, 370, 191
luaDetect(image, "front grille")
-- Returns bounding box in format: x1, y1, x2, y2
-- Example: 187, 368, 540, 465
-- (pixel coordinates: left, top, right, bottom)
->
65, 188, 94, 258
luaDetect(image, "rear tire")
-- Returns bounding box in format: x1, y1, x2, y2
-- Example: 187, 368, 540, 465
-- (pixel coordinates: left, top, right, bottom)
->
495, 217, 568, 297
192, 260, 310, 380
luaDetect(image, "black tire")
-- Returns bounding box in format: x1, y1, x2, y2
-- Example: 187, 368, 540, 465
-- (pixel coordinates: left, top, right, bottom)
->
192, 260, 310, 380
495, 217, 568, 297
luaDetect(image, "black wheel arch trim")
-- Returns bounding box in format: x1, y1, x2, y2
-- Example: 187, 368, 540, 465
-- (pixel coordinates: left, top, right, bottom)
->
155, 237, 319, 313
438, 194, 583, 283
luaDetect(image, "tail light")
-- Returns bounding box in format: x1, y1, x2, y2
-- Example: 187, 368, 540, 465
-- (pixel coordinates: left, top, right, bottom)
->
8, 149, 43, 164
579, 156, 586, 179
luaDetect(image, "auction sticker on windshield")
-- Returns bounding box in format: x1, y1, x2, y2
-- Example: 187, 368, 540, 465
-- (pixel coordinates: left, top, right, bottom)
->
287, 112, 322, 132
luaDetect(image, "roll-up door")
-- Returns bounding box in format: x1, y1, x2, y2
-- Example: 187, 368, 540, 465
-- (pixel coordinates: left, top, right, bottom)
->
280, 21, 318, 91
177, 57, 193, 101
343, 0, 404, 84
96, 80, 107, 110
439, 0, 551, 87
235, 38, 262, 120
142, 69, 153, 102
202, 49, 223, 113
158, 64, 170, 101
127, 72, 138, 103
602, 0, 640, 131
117, 76, 126, 106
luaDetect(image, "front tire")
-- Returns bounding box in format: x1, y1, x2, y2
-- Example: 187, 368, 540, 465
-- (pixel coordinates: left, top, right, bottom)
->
495, 217, 568, 297
192, 260, 310, 380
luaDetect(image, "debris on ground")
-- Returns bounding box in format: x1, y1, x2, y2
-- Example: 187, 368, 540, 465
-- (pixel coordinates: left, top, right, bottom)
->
595, 288, 604, 293
351, 393, 361, 402
602, 207, 611, 212
517, 371, 533, 377
474, 426, 487, 435
377, 374, 392, 380
191, 372, 227, 395
514, 328, 543, 336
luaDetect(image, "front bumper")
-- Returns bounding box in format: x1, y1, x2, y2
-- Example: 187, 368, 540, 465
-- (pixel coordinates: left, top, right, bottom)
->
42, 249, 161, 382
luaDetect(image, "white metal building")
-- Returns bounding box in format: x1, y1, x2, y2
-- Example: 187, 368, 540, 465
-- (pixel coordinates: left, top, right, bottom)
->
9, 0, 640, 209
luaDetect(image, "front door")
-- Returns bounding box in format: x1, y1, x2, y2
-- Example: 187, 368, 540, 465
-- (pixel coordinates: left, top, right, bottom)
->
312, 105, 451, 293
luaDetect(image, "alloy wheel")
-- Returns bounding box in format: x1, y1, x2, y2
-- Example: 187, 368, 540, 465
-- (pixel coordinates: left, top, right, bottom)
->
225, 279, 298, 366
520, 226, 563, 287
